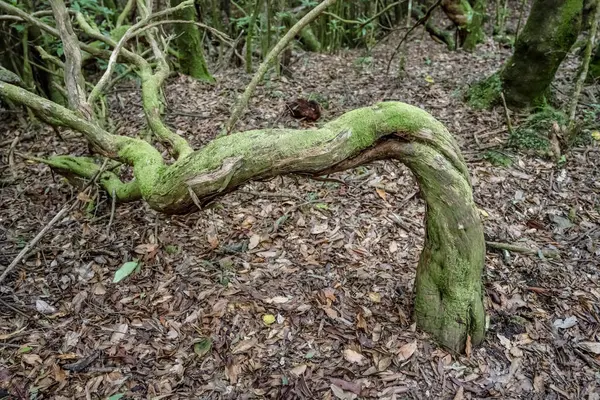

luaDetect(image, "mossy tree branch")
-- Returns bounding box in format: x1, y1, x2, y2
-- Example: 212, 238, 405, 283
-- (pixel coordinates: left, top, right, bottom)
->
48, 0, 90, 116
0, 75, 486, 352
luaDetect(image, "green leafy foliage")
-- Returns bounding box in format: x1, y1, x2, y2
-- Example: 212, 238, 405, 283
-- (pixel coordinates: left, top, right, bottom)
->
509, 106, 566, 151
483, 150, 513, 167
466, 73, 503, 109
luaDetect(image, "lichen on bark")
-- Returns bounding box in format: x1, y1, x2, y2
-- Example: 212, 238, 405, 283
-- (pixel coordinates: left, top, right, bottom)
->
170, 0, 214, 82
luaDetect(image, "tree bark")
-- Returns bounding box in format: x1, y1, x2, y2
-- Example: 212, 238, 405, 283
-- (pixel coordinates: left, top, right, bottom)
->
0, 81, 486, 352
501, 0, 583, 107
170, 0, 214, 82
441, 0, 486, 51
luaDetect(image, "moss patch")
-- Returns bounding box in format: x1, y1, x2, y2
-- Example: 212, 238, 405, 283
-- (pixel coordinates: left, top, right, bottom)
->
466, 73, 502, 109
509, 106, 566, 151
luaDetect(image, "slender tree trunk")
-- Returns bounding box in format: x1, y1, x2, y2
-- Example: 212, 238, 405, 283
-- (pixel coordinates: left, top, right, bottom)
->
588, 41, 600, 80
170, 0, 215, 82
441, 0, 486, 50
501, 0, 583, 106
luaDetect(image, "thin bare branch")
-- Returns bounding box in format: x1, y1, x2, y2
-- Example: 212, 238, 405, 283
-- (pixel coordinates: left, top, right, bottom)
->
49, 0, 90, 116
135, 19, 232, 44
87, 0, 194, 105
224, 0, 337, 134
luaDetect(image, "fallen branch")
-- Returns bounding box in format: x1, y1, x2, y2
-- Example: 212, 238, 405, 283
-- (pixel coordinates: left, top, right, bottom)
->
0, 160, 110, 284
486, 241, 560, 258
0, 203, 73, 284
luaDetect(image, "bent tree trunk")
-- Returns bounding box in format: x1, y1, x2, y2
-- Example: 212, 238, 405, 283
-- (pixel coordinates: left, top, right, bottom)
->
441, 0, 486, 51
469, 0, 583, 108
0, 81, 485, 353
170, 0, 214, 82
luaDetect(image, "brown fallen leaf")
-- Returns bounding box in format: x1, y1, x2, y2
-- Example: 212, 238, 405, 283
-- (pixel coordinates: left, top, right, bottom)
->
331, 384, 357, 400
322, 287, 336, 302
356, 312, 367, 330
368, 292, 381, 303
579, 342, 600, 355
22, 353, 43, 366
290, 364, 307, 377
397, 341, 417, 361
53, 364, 67, 383
465, 335, 472, 358
323, 307, 339, 319
207, 226, 219, 249
329, 378, 362, 395
343, 348, 365, 365
248, 234, 260, 250
231, 338, 257, 354
453, 386, 464, 400
225, 360, 241, 384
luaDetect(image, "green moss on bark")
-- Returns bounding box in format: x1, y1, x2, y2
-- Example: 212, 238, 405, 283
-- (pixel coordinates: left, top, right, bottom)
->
501, 0, 583, 107
0, 80, 487, 353
466, 73, 502, 109
170, 0, 214, 82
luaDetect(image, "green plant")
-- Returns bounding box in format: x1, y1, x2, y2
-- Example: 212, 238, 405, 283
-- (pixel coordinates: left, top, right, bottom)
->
483, 150, 513, 167
508, 105, 566, 151
466, 73, 503, 109
307, 92, 329, 109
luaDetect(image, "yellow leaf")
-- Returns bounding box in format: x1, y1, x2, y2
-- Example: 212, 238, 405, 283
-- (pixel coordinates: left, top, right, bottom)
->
425, 75, 435, 83
375, 187, 387, 201
592, 131, 600, 141
368, 292, 381, 303
262, 314, 276, 325
478, 208, 489, 218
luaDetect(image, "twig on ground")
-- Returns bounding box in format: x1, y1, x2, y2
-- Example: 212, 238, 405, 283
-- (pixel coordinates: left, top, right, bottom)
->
499, 92, 514, 135
8, 131, 21, 176
486, 241, 560, 258
106, 188, 117, 236
240, 189, 305, 202
0, 203, 74, 284
0, 159, 109, 284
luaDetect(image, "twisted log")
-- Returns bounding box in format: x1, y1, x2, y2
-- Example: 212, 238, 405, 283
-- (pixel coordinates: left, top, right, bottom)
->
0, 80, 485, 352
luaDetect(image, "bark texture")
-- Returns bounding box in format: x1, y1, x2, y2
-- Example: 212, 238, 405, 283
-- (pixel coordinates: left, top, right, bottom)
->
0, 80, 486, 352
441, 0, 485, 50
169, 0, 214, 81
501, 0, 583, 107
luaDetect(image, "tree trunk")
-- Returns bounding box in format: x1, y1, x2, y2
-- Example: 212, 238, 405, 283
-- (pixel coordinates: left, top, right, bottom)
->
589, 41, 600, 81
0, 80, 486, 353
441, 0, 486, 51
170, 0, 215, 82
501, 0, 583, 107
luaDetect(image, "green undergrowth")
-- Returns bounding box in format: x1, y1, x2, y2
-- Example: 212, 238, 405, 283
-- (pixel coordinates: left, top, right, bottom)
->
483, 150, 513, 167
572, 104, 600, 146
466, 73, 502, 109
508, 106, 566, 151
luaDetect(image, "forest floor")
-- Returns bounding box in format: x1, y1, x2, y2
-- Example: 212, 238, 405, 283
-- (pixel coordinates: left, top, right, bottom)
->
1, 22, 600, 400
